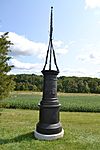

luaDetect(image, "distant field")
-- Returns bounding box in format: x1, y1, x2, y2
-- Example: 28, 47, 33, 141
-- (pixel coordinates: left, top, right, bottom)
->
0, 92, 100, 112
0, 109, 100, 150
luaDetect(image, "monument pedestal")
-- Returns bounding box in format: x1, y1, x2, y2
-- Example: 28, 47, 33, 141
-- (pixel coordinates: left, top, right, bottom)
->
34, 70, 64, 140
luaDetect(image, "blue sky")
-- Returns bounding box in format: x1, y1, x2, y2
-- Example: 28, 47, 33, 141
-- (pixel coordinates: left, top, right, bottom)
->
0, 0, 100, 77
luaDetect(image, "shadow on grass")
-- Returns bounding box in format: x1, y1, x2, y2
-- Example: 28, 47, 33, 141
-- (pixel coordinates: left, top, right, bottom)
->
0, 131, 36, 145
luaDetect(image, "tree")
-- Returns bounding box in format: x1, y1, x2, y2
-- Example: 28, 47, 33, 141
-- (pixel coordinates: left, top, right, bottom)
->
66, 79, 78, 93
0, 32, 14, 99
78, 80, 85, 93
88, 79, 98, 93
57, 79, 63, 92
97, 85, 100, 93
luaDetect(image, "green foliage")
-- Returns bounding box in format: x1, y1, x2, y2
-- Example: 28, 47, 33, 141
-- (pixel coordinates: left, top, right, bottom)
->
59, 94, 100, 112
0, 33, 14, 99
13, 74, 100, 94
60, 76, 100, 94
14, 74, 43, 92
1, 92, 100, 112
0, 109, 100, 150
0, 93, 39, 110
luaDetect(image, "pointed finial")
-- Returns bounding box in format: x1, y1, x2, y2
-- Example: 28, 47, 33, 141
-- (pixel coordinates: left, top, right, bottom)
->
50, 6, 53, 41
42, 6, 59, 73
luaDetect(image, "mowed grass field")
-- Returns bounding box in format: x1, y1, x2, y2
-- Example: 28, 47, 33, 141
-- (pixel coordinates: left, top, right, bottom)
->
0, 92, 100, 149
0, 109, 100, 150
0, 92, 100, 112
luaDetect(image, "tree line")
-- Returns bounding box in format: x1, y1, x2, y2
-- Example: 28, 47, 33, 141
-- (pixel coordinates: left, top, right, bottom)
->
12, 74, 100, 94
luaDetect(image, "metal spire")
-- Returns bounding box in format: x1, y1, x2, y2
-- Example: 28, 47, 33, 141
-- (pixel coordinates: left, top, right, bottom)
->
43, 7, 59, 72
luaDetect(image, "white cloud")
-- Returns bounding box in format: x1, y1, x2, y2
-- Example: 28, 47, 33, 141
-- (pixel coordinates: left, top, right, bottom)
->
61, 68, 87, 77
0, 32, 68, 59
60, 67, 100, 78
0, 32, 69, 74
54, 40, 68, 55
68, 40, 76, 45
85, 0, 100, 9
53, 40, 63, 48
97, 71, 100, 77
8, 32, 47, 59
9, 58, 42, 74
78, 48, 100, 65
10, 58, 42, 70
98, 20, 100, 24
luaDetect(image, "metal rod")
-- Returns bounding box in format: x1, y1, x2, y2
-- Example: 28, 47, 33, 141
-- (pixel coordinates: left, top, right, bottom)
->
53, 48, 59, 72
49, 44, 52, 70
50, 7, 53, 41
42, 6, 59, 72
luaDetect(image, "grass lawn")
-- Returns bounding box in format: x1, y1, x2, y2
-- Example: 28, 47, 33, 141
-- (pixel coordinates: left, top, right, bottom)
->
0, 92, 100, 112
0, 109, 100, 150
